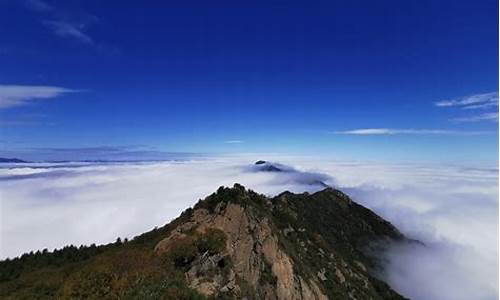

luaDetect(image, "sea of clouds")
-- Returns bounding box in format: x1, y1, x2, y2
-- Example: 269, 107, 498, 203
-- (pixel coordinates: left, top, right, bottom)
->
0, 156, 497, 300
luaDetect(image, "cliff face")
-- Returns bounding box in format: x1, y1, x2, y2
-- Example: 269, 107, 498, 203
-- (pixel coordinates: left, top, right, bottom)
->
155, 199, 326, 300
0, 184, 409, 300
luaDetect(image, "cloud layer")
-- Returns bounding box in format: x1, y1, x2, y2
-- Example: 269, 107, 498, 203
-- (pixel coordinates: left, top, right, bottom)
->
0, 157, 497, 300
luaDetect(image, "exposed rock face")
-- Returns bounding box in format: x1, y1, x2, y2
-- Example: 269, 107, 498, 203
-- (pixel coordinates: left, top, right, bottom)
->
154, 184, 408, 299
155, 202, 327, 299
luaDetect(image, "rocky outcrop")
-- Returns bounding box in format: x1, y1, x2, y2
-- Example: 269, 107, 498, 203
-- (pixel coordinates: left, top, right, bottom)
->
155, 201, 327, 299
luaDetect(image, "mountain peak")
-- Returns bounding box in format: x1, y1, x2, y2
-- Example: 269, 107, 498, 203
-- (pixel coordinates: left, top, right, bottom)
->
154, 184, 408, 299
253, 160, 284, 172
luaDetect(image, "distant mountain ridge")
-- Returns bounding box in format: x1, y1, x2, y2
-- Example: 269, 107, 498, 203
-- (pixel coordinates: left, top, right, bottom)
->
0, 184, 410, 299
0, 158, 29, 163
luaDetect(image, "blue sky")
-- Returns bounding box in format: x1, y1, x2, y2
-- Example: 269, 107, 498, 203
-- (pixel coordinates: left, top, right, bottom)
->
0, 0, 498, 162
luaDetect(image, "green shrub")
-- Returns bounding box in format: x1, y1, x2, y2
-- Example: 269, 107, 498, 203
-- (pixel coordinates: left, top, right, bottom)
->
167, 237, 198, 269
197, 229, 227, 255
259, 260, 277, 286
125, 276, 206, 300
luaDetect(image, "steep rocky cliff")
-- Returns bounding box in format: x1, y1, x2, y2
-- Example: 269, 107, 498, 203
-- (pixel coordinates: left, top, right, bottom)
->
154, 184, 407, 300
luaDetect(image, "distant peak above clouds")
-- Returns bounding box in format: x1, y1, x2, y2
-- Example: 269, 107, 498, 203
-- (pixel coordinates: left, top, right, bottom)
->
250, 160, 330, 188
253, 160, 286, 172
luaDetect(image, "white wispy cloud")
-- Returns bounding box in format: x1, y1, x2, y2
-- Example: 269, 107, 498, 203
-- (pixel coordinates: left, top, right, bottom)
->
451, 112, 499, 123
435, 92, 498, 109
0, 85, 78, 109
332, 128, 490, 136
24, 0, 53, 12
224, 140, 244, 144
42, 20, 93, 44
24, 0, 98, 45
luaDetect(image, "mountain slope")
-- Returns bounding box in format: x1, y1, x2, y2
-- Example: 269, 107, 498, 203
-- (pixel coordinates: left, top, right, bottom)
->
0, 184, 409, 300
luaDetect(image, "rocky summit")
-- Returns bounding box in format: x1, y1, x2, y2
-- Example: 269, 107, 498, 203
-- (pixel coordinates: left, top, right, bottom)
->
0, 184, 410, 300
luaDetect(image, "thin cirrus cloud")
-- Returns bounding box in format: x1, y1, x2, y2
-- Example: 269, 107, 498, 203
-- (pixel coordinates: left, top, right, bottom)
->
435, 92, 499, 123
451, 112, 499, 123
24, 0, 54, 12
333, 128, 491, 136
24, 0, 97, 45
42, 20, 93, 44
224, 140, 244, 144
434, 92, 499, 109
0, 85, 78, 110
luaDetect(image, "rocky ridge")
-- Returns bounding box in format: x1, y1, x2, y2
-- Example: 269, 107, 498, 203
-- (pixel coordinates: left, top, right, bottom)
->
152, 184, 408, 299
0, 183, 410, 300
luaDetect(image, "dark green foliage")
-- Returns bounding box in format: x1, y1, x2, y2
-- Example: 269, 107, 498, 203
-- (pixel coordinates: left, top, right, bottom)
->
168, 237, 198, 269
259, 260, 277, 286
272, 188, 404, 271
197, 228, 226, 255
268, 188, 407, 299
124, 276, 207, 300
0, 243, 207, 299
164, 228, 228, 270
195, 184, 269, 214
0, 244, 104, 282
